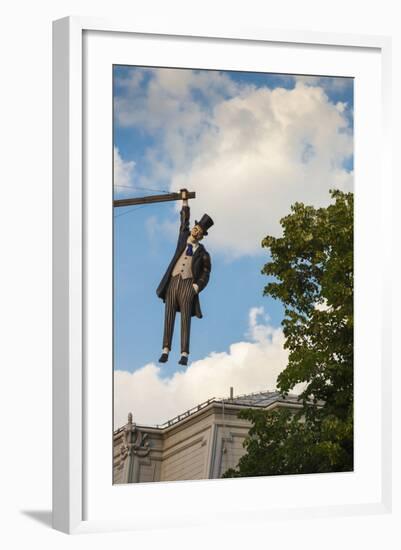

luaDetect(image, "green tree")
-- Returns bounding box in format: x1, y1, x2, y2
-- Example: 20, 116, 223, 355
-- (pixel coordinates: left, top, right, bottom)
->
224, 190, 353, 477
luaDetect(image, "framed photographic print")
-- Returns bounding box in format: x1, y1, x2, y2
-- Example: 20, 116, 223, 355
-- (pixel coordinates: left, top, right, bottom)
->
52, 17, 392, 533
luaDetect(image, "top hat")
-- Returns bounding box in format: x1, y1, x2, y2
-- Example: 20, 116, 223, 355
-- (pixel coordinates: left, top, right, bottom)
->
195, 214, 214, 236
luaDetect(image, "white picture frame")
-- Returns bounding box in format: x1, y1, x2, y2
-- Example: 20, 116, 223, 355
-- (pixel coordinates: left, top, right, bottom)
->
52, 16, 392, 534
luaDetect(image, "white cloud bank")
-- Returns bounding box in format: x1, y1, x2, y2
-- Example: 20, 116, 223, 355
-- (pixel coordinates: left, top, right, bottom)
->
174, 82, 353, 257
114, 307, 288, 429
115, 69, 353, 258
114, 146, 135, 190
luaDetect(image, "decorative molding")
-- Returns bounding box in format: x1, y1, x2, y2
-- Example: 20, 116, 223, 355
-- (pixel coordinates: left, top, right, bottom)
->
121, 412, 151, 461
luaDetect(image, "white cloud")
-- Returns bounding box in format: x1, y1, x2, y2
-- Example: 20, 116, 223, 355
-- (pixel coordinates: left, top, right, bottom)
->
114, 307, 289, 428
114, 146, 135, 190
114, 68, 248, 179
174, 83, 353, 257
247, 306, 272, 343
115, 69, 353, 258
315, 298, 331, 312
295, 75, 353, 94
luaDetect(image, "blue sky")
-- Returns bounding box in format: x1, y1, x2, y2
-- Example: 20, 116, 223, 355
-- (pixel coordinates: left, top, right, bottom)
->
114, 201, 286, 377
113, 65, 353, 426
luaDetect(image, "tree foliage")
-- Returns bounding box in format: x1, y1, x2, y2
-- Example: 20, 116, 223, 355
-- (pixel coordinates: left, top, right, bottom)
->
224, 190, 353, 477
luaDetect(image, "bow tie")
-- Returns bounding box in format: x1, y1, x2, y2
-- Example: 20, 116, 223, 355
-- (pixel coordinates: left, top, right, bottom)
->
186, 243, 193, 256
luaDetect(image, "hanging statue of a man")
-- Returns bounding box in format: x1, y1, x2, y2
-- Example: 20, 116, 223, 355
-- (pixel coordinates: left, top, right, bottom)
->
156, 189, 214, 366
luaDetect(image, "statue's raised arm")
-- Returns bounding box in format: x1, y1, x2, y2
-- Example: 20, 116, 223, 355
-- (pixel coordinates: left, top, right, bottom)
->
179, 189, 190, 235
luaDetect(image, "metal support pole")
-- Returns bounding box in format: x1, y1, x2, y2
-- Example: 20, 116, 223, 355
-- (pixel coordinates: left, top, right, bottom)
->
114, 190, 196, 208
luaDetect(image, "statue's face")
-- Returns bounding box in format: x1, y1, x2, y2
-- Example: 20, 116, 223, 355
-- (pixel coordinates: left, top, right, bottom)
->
191, 225, 204, 241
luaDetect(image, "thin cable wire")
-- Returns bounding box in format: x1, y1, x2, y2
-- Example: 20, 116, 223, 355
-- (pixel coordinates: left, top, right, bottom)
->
113, 184, 135, 189
114, 203, 149, 219
114, 184, 170, 194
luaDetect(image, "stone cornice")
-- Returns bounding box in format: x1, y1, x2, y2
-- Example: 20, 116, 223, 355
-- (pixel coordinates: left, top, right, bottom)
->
114, 396, 304, 438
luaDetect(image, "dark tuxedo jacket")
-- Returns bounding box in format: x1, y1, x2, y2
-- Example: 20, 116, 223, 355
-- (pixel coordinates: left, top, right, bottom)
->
156, 206, 211, 318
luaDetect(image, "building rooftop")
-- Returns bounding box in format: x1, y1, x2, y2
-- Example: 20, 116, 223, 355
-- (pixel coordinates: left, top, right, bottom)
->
115, 389, 301, 434
217, 390, 288, 408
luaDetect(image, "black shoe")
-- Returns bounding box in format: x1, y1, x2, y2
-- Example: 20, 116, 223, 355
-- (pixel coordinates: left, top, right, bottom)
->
159, 353, 169, 363
178, 355, 188, 366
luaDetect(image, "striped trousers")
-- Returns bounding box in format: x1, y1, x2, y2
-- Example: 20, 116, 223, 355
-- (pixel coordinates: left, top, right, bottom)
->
163, 275, 196, 354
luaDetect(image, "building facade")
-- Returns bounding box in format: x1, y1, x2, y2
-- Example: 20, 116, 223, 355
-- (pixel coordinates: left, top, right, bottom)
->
113, 391, 301, 484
